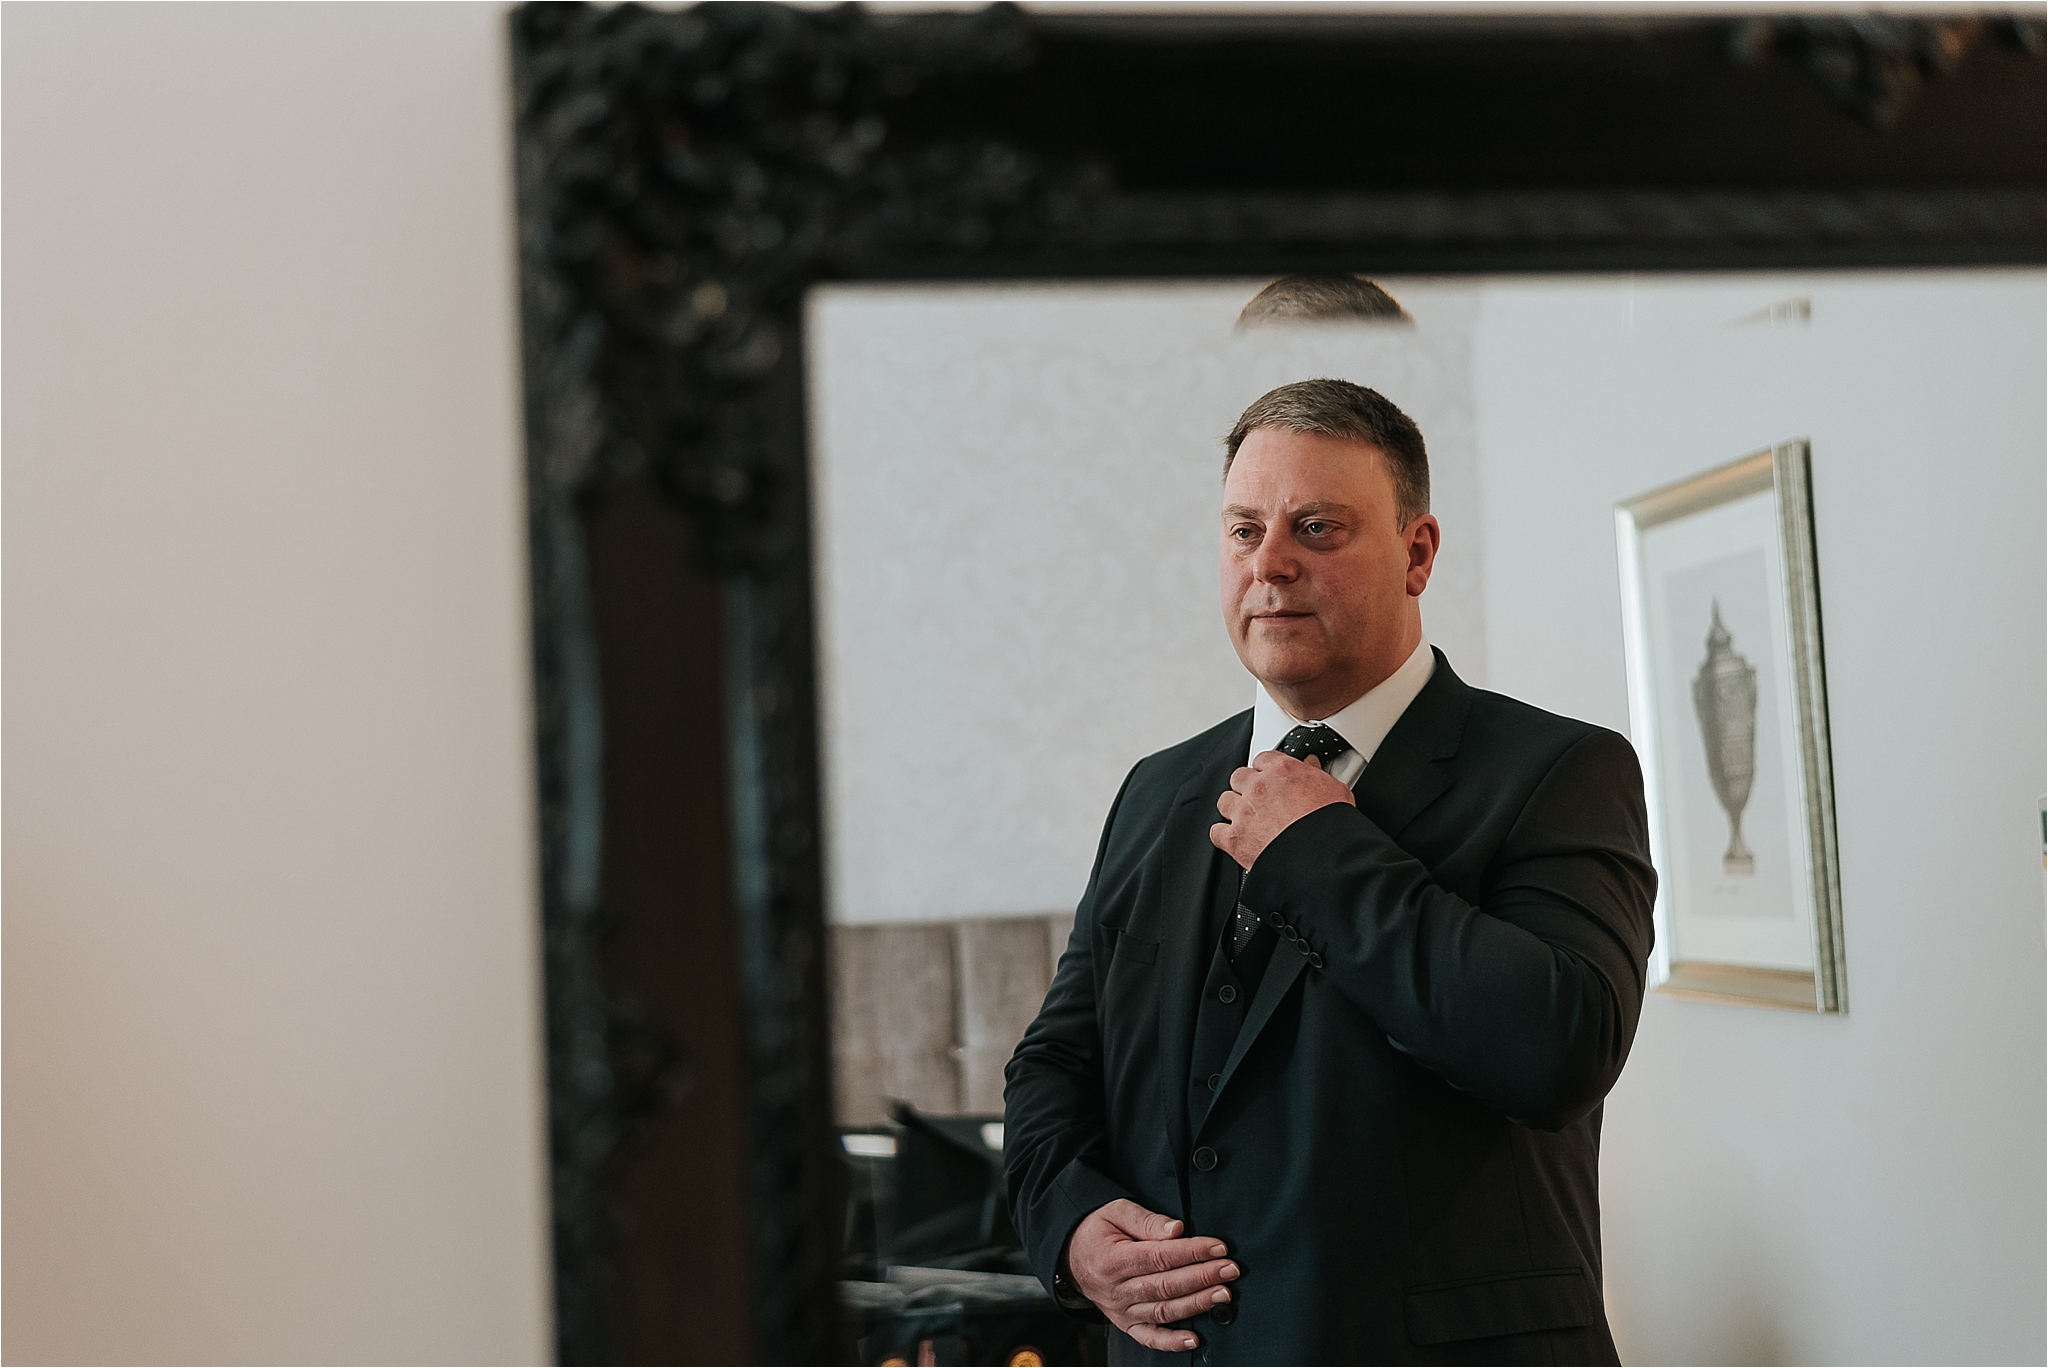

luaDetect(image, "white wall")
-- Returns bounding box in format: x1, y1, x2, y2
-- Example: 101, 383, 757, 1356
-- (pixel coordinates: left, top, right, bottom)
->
2, 5, 550, 1363
1473, 270, 2047, 1365
810, 279, 1483, 924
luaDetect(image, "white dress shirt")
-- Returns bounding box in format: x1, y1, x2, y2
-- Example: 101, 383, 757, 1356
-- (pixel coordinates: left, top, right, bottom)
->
1247, 636, 1437, 787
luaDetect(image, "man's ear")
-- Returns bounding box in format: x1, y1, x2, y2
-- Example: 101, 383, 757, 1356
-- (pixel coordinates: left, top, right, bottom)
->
1404, 515, 1441, 597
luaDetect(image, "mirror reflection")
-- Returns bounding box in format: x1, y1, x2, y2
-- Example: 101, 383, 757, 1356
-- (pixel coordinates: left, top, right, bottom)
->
806, 268, 2040, 1366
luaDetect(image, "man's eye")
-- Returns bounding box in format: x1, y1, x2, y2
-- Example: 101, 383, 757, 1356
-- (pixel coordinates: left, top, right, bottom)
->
1231, 526, 1258, 540
1302, 521, 1329, 536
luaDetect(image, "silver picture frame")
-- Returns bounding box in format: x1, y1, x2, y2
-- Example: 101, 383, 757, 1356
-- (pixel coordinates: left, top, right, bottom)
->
1615, 442, 1847, 1013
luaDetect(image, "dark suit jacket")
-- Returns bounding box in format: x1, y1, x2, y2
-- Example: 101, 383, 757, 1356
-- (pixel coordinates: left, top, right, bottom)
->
1003, 651, 1656, 1365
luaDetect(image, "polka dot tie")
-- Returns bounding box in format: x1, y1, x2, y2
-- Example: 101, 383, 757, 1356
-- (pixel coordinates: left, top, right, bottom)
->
1228, 723, 1354, 960
1277, 721, 1353, 767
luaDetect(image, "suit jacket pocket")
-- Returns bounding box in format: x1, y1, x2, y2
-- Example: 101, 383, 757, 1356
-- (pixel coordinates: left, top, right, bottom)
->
1110, 931, 1158, 965
1403, 1266, 1598, 1346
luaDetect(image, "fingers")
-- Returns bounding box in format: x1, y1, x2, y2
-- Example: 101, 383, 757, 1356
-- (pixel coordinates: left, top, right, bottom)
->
1098, 1199, 1182, 1243
1100, 1236, 1232, 1282
1127, 1280, 1235, 1327
1122, 1322, 1201, 1354
1209, 822, 1250, 869
1117, 1258, 1239, 1313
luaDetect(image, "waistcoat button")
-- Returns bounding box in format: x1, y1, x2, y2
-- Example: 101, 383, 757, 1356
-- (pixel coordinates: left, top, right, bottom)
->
1212, 1300, 1238, 1326
1193, 1146, 1218, 1171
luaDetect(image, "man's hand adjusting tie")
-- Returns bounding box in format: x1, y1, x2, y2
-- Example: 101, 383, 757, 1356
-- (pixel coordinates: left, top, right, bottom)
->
1211, 722, 1358, 872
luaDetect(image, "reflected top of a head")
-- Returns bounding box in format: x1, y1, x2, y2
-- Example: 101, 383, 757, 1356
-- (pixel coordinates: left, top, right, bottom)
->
1237, 274, 1414, 329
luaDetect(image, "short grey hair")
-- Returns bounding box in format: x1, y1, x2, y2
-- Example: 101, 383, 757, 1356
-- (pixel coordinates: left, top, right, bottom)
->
1236, 274, 1412, 328
1224, 378, 1430, 527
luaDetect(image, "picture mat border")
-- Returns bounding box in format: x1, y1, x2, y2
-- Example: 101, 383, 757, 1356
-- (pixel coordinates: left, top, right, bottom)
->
1615, 441, 1848, 1014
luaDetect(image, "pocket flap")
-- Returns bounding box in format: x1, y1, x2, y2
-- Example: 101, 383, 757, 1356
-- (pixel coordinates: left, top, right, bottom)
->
1403, 1266, 1598, 1346
1111, 931, 1157, 964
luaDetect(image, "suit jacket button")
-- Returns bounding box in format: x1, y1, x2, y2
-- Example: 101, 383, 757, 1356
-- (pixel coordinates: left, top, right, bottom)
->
1308, 951, 1325, 969
1212, 1300, 1237, 1326
1217, 984, 1238, 1004
1207, 1073, 1222, 1091
1193, 1146, 1218, 1171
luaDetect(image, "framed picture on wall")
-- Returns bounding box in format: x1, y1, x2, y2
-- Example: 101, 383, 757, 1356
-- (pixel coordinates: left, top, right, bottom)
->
1615, 441, 1848, 1013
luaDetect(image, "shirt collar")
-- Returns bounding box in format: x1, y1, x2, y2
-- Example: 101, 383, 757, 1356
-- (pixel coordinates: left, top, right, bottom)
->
1248, 636, 1437, 780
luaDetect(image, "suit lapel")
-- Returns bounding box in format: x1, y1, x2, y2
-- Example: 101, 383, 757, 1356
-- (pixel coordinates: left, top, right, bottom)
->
1349, 735, 1451, 841
1350, 648, 1469, 841
1155, 714, 1250, 1169
1194, 653, 1476, 1136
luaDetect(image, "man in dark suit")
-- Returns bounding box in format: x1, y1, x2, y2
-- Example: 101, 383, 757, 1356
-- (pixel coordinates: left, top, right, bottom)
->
1003, 379, 1657, 1365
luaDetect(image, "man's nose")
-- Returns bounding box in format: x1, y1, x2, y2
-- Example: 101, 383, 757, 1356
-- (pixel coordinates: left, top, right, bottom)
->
1250, 536, 1299, 582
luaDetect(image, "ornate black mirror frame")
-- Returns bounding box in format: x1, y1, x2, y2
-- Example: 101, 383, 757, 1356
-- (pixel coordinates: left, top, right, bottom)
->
509, 5, 2042, 1361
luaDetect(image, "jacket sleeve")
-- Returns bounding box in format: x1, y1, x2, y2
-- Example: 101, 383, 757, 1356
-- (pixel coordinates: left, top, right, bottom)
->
1240, 728, 1657, 1131
1003, 766, 1145, 1305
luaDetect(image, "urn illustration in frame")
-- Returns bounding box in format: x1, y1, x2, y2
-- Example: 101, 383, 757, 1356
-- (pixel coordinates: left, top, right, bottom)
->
1614, 441, 1847, 1014
1692, 601, 1759, 878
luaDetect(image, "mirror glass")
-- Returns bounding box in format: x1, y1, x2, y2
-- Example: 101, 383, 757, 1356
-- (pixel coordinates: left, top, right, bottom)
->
803, 267, 2042, 1350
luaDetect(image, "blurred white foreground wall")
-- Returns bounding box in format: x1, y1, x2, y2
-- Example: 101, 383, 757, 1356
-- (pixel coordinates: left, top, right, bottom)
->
3, 5, 551, 1363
